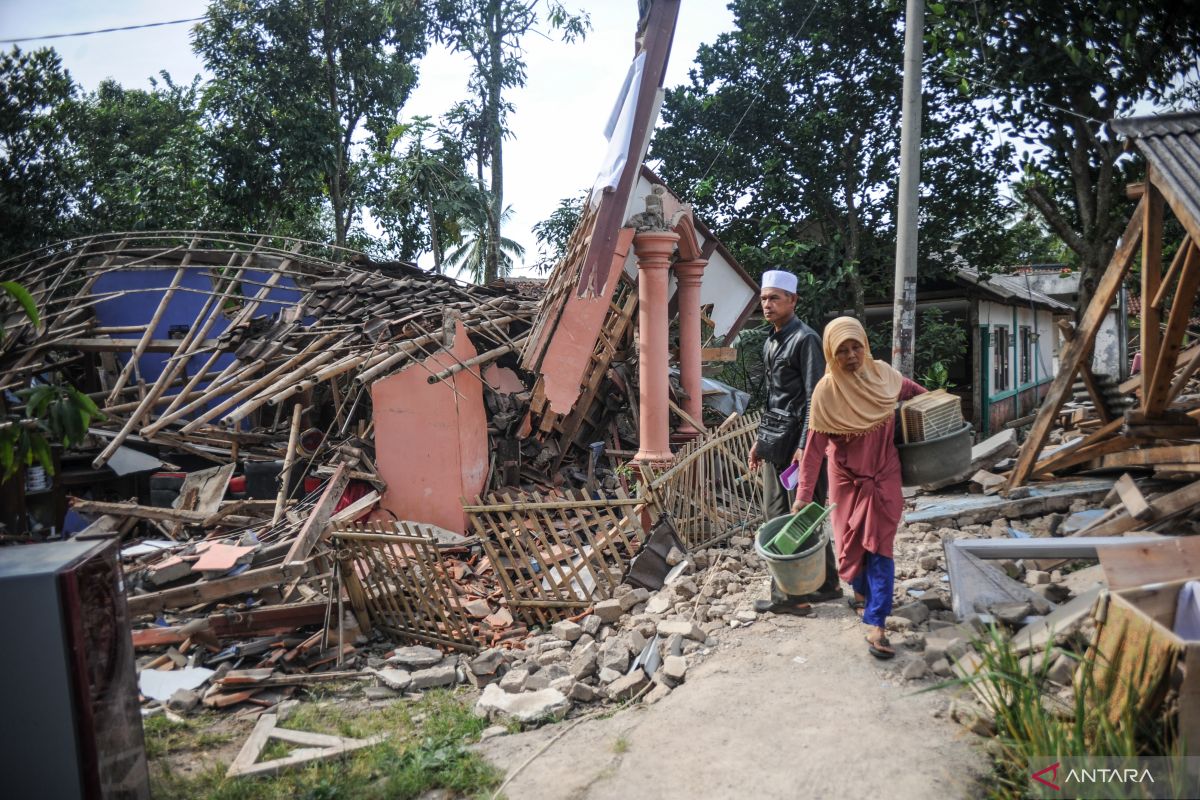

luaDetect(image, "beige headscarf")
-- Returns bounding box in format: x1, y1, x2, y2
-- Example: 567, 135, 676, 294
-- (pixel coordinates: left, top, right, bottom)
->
808, 316, 904, 436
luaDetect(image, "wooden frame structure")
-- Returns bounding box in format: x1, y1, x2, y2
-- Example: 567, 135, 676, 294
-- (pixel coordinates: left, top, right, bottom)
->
330, 522, 479, 652
465, 490, 645, 627
1007, 113, 1200, 489
641, 412, 763, 549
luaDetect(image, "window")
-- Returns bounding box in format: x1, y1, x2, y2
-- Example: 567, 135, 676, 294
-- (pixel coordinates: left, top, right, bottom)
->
1020, 326, 1033, 384
993, 325, 1010, 392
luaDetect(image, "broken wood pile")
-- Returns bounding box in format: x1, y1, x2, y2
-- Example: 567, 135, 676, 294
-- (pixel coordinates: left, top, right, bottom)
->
999, 115, 1200, 542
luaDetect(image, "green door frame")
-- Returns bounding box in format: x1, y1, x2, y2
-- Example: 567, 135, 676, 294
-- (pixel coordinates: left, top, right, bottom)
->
979, 325, 991, 436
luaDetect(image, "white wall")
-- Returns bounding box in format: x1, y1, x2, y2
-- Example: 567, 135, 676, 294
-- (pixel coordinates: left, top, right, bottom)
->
978, 299, 1056, 395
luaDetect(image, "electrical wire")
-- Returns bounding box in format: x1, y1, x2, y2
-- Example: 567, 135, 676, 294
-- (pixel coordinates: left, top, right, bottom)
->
0, 16, 205, 45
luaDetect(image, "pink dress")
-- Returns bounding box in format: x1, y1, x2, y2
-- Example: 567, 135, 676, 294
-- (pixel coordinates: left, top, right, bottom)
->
796, 378, 926, 583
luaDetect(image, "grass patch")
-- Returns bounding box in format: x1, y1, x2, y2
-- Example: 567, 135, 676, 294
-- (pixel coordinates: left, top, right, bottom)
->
612, 736, 630, 754
143, 713, 234, 759
935, 624, 1183, 800
147, 689, 502, 800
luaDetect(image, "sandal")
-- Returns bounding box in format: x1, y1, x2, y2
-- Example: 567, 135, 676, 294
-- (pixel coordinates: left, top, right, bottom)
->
866, 631, 895, 660
848, 597, 865, 617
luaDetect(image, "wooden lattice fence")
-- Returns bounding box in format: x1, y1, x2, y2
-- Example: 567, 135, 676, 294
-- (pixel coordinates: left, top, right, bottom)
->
330, 521, 478, 652
640, 413, 763, 550
464, 490, 645, 627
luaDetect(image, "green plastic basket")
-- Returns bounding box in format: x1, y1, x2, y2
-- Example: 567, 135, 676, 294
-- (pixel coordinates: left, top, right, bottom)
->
766, 502, 833, 555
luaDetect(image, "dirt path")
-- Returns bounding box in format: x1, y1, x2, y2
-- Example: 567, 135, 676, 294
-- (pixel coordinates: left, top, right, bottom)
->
476, 590, 987, 799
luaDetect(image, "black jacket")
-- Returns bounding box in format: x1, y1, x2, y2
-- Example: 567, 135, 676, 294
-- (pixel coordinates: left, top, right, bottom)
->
762, 315, 825, 451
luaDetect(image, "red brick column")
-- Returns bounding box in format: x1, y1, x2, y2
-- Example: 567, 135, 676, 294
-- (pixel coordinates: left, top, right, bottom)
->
673, 258, 707, 437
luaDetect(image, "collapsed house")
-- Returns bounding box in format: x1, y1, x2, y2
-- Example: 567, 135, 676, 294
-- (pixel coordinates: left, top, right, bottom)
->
0, 0, 771, 715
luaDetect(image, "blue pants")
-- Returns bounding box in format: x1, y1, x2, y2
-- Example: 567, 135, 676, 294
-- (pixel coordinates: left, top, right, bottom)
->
851, 552, 895, 628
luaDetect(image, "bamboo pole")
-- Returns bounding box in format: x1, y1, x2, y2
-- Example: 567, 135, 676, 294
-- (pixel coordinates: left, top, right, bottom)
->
273, 403, 304, 526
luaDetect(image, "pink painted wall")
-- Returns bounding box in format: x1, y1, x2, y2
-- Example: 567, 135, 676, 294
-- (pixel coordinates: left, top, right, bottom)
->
372, 319, 488, 533
542, 227, 636, 415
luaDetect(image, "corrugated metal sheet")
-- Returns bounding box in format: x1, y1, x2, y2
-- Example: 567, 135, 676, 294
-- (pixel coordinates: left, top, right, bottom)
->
956, 267, 1073, 312
1110, 111, 1200, 231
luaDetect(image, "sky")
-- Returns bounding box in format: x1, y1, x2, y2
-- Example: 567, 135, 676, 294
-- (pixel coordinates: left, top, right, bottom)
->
0, 1, 737, 275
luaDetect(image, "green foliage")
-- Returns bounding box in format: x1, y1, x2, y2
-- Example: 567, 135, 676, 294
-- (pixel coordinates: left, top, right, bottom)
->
0, 282, 101, 479
366, 117, 488, 266
531, 191, 585, 273
0, 47, 77, 261
0, 280, 39, 336
65, 75, 212, 233
866, 307, 968, 380
919, 361, 954, 391
446, 205, 526, 283
431, 0, 591, 282
652, 0, 1014, 317
193, 0, 429, 248
929, 0, 1200, 315
936, 625, 1184, 799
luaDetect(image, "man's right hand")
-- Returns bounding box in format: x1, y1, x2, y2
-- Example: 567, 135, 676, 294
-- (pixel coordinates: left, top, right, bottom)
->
748, 441, 761, 471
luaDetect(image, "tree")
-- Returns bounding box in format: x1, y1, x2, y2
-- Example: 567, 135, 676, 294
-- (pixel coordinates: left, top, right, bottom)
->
0, 47, 77, 261
446, 205, 525, 283
65, 75, 212, 233
530, 190, 584, 273
651, 0, 1013, 320
366, 117, 487, 268
932, 0, 1200, 317
193, 0, 428, 247
432, 1, 590, 282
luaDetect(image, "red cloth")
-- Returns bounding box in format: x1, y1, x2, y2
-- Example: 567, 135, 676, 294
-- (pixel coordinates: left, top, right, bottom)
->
796, 377, 926, 582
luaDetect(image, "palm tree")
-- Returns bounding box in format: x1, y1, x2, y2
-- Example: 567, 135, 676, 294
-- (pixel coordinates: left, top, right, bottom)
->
445, 205, 525, 284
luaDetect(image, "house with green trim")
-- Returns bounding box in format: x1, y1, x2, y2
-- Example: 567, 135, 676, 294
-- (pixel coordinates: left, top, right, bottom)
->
862, 267, 1072, 438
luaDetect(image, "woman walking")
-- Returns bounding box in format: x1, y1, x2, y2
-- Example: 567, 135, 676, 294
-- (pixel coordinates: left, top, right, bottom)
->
793, 317, 926, 659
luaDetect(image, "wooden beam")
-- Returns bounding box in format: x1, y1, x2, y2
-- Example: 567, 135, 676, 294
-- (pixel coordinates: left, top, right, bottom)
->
700, 347, 738, 362
70, 499, 256, 528
126, 562, 307, 616
1151, 163, 1200, 247
1078, 362, 1113, 424
1147, 240, 1200, 415
1007, 195, 1146, 489
1141, 181, 1165, 405
1100, 444, 1200, 469
1112, 473, 1154, 521
284, 464, 350, 566
1030, 417, 1123, 475
1151, 237, 1192, 309
1098, 536, 1200, 590
1085, 479, 1200, 537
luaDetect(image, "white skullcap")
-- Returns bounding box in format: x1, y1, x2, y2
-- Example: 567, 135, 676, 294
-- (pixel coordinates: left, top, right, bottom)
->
761, 270, 798, 294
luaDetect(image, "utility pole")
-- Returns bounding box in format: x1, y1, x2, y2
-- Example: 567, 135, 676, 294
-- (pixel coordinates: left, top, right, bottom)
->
891, 0, 923, 377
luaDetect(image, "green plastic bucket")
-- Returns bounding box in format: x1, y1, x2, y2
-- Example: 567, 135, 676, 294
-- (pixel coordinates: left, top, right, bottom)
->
755, 514, 828, 597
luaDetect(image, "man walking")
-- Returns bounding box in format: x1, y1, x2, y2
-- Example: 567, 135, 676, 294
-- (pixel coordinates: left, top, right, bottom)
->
748, 270, 840, 615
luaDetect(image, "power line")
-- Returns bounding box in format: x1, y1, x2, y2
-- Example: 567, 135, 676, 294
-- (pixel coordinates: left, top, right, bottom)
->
0, 17, 205, 45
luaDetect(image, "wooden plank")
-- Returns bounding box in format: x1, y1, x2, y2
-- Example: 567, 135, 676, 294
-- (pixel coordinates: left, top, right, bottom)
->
1007, 196, 1146, 488
284, 464, 350, 566
1085, 480, 1200, 537
1142, 181, 1165, 405
1098, 536, 1200, 590
1151, 236, 1192, 309
1078, 362, 1114, 424
126, 562, 306, 616
1147, 240, 1200, 415
1099, 444, 1200, 469
71, 499, 256, 528
1112, 473, 1154, 521
700, 347, 738, 362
